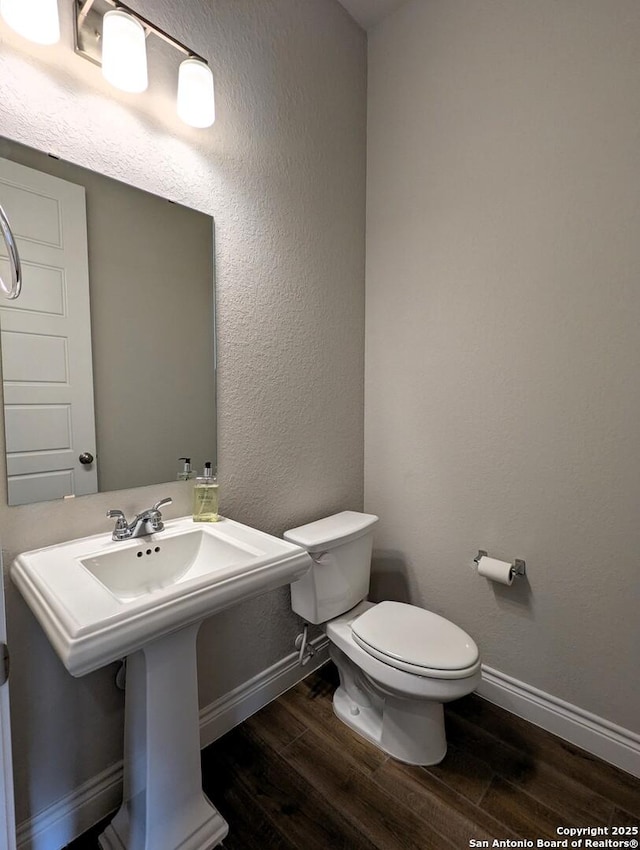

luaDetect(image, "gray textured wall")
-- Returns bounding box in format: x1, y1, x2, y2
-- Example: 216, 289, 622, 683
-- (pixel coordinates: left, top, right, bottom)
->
0, 0, 366, 827
365, 0, 640, 733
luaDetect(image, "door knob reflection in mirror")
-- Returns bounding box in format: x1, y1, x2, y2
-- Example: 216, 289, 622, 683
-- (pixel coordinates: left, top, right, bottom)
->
79, 452, 94, 465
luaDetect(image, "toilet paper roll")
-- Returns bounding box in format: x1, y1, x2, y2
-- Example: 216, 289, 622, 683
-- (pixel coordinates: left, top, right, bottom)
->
477, 555, 514, 586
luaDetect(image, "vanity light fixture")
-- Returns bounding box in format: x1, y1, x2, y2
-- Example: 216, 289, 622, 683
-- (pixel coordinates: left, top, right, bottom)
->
177, 58, 215, 129
0, 0, 61, 45
1, 0, 215, 127
74, 0, 215, 127
101, 8, 148, 93
0, 0, 217, 127
1, 0, 216, 127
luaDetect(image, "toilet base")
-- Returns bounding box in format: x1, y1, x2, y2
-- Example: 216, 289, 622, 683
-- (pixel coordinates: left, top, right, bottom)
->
330, 645, 447, 765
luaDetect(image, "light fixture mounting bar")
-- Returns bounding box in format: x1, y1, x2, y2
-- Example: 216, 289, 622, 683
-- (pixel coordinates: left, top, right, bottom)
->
77, 0, 97, 26
74, 0, 206, 68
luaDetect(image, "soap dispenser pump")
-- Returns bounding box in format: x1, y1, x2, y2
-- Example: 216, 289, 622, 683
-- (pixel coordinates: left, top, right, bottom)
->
192, 462, 219, 522
177, 457, 195, 481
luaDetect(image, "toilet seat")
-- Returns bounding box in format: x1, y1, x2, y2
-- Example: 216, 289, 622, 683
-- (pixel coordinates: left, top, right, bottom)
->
327, 601, 482, 699
351, 601, 480, 680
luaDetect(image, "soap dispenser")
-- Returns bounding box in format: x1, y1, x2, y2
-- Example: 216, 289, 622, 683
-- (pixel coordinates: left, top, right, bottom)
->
177, 457, 195, 481
192, 462, 219, 522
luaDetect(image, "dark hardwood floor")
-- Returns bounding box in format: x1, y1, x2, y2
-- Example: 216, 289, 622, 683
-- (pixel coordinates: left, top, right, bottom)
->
67, 662, 640, 849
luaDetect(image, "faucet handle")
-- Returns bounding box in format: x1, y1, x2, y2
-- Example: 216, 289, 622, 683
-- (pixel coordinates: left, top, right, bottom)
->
152, 497, 172, 512
145, 497, 172, 534
146, 498, 171, 534
107, 509, 129, 540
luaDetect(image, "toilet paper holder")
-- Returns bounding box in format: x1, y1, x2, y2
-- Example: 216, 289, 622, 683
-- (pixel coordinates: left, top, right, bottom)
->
473, 550, 526, 579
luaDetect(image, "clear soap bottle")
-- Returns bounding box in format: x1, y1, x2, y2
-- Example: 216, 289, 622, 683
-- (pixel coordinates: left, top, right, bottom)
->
177, 457, 195, 481
192, 462, 219, 522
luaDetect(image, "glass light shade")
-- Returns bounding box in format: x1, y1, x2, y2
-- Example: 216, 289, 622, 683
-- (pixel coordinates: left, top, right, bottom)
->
177, 58, 215, 128
0, 0, 60, 45
101, 10, 148, 94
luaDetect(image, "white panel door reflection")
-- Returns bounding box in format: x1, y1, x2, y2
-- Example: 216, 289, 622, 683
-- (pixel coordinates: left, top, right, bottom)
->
0, 158, 97, 505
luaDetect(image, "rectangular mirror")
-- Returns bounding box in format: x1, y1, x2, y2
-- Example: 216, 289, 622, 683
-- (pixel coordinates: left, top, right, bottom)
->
0, 137, 216, 506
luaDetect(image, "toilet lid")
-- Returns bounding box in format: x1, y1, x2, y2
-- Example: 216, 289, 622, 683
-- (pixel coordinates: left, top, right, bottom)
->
351, 601, 479, 673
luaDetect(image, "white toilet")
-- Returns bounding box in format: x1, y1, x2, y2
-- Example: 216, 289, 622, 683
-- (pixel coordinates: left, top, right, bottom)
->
285, 511, 481, 765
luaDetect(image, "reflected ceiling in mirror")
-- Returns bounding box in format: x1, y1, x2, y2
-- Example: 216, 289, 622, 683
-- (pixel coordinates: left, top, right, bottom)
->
0, 137, 216, 506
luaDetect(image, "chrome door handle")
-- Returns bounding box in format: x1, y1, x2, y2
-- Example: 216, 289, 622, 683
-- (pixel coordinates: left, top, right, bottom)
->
79, 452, 94, 464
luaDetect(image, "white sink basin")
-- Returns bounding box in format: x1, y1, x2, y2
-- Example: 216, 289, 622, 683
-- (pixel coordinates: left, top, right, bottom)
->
11, 516, 311, 677
81, 526, 265, 602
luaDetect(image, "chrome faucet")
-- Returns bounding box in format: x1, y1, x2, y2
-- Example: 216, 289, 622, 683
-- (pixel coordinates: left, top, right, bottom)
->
107, 498, 173, 541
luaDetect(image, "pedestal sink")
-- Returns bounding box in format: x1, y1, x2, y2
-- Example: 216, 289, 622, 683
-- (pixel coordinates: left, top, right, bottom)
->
11, 516, 312, 850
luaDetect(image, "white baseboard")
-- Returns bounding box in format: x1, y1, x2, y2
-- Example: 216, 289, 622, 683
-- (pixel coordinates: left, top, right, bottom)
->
15, 762, 123, 850
16, 636, 330, 850
477, 665, 640, 779
198, 635, 329, 748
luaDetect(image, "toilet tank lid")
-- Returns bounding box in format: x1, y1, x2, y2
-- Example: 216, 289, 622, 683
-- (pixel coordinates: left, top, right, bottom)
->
284, 511, 379, 552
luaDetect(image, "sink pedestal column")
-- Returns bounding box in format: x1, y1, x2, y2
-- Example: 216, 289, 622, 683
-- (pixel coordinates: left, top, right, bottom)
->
99, 623, 228, 850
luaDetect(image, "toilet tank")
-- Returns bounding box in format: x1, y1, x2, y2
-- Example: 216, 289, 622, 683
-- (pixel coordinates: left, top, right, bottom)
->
284, 511, 379, 624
